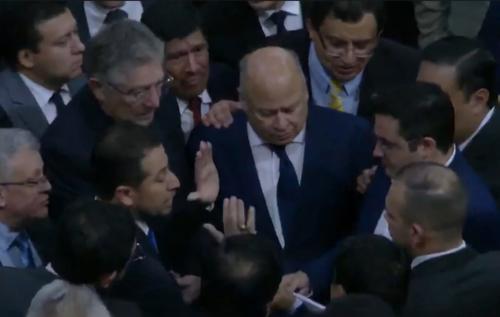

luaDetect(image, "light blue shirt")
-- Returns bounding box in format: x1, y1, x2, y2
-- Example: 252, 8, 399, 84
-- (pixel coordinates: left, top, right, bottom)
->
0, 221, 42, 267
308, 43, 363, 115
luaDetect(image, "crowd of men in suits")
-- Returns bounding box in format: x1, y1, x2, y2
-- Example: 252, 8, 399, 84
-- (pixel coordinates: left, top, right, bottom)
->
1, 1, 500, 317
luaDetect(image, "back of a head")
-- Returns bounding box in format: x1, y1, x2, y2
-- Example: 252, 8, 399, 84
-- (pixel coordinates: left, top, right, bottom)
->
322, 294, 396, 317
27, 279, 111, 317
0, 128, 39, 182
200, 234, 283, 317
92, 121, 162, 201
141, 1, 201, 43
421, 36, 497, 106
52, 199, 136, 285
334, 235, 409, 311
308, 0, 385, 32
394, 162, 468, 241
0, 1, 67, 69
372, 82, 455, 153
83, 19, 163, 83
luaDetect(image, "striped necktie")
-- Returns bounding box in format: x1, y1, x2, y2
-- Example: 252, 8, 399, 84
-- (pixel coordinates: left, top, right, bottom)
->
329, 80, 344, 112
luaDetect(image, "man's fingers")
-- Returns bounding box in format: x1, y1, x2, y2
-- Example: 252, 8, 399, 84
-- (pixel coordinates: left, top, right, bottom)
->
203, 223, 224, 243
246, 206, 256, 233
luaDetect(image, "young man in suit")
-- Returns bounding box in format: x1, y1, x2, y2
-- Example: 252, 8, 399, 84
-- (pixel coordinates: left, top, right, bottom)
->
386, 162, 500, 317
41, 20, 191, 218
188, 46, 374, 300
0, 1, 85, 138
417, 36, 500, 209
356, 82, 500, 252
0, 129, 51, 268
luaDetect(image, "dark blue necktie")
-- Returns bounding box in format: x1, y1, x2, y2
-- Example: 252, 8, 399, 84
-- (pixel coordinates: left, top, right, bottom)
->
104, 8, 129, 24
269, 10, 288, 35
50, 91, 65, 115
147, 229, 159, 254
14, 232, 35, 268
269, 144, 300, 240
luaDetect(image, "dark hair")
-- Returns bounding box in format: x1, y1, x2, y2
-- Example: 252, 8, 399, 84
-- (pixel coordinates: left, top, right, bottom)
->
308, 0, 385, 32
200, 234, 283, 317
421, 36, 497, 107
334, 235, 409, 312
372, 82, 455, 153
322, 294, 396, 317
141, 1, 202, 43
52, 199, 136, 285
92, 121, 162, 200
0, 1, 68, 69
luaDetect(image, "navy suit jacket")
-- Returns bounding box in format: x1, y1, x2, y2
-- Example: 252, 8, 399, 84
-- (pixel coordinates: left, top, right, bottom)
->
188, 106, 374, 293
357, 151, 500, 252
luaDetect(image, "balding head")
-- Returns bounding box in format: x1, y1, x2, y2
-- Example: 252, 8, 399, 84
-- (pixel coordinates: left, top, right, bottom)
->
239, 47, 309, 145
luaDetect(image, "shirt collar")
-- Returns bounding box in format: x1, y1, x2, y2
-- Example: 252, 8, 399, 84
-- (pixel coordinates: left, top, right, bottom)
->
135, 220, 149, 236
177, 89, 212, 112
0, 221, 22, 252
247, 122, 306, 147
459, 107, 495, 151
444, 145, 456, 167
258, 1, 301, 20
18, 72, 69, 108
411, 240, 467, 269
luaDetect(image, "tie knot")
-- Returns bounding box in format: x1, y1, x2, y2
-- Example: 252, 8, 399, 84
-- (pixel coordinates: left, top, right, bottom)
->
268, 144, 287, 158
13, 232, 30, 249
104, 8, 129, 24
188, 96, 202, 109
269, 10, 287, 25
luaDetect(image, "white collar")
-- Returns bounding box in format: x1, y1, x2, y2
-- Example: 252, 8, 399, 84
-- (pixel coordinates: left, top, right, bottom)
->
135, 220, 149, 236
444, 145, 456, 167
459, 107, 495, 151
18, 72, 69, 108
411, 240, 467, 269
177, 89, 212, 112
247, 122, 306, 147
258, 1, 301, 20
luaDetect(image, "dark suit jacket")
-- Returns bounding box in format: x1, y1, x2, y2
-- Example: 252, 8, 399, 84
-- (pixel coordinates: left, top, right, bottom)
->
268, 30, 420, 120
188, 106, 374, 294
0, 68, 86, 138
462, 107, 500, 209
404, 248, 500, 317
67, 0, 155, 44
40, 85, 192, 219
201, 1, 307, 69
356, 151, 500, 252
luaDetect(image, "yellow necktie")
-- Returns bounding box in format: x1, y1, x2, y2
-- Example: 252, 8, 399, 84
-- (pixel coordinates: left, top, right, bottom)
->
329, 80, 344, 112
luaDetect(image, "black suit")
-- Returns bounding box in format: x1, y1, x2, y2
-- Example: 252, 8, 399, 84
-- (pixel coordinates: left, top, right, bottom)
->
404, 247, 500, 317
268, 30, 420, 120
462, 107, 500, 209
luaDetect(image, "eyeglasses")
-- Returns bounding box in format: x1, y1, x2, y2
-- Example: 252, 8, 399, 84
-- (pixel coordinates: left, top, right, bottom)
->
105, 75, 174, 104
0, 175, 49, 188
318, 32, 376, 58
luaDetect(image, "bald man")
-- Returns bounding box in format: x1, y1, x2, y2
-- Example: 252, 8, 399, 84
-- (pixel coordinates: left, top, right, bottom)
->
188, 46, 374, 299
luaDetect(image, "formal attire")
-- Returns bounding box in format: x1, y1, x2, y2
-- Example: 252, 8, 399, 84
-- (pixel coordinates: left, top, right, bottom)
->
404, 246, 500, 317
0, 222, 43, 268
357, 149, 500, 252
188, 106, 374, 294
201, 1, 305, 68
40, 86, 192, 219
0, 68, 85, 138
268, 30, 420, 120
460, 107, 500, 209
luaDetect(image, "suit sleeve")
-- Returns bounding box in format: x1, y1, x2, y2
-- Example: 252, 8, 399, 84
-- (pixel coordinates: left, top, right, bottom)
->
0, 105, 13, 128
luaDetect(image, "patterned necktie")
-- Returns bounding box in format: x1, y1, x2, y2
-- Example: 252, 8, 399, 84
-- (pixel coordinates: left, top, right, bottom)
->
104, 8, 129, 24
269, 144, 300, 240
14, 232, 35, 268
50, 91, 65, 115
329, 80, 344, 112
188, 96, 202, 127
269, 10, 288, 35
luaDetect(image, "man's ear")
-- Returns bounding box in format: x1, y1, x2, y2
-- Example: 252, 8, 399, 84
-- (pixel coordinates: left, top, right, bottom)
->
330, 283, 346, 300
417, 137, 437, 160
88, 78, 106, 103
0, 187, 6, 209
113, 185, 136, 208
410, 223, 425, 250
98, 271, 118, 289
470, 88, 490, 114
17, 49, 36, 69
305, 19, 316, 41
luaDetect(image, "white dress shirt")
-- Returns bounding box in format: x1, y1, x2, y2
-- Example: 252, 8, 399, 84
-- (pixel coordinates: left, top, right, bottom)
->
459, 107, 495, 151
374, 146, 457, 239
257, 1, 303, 37
135, 220, 150, 237
411, 240, 467, 269
19, 73, 71, 124
247, 123, 306, 248
177, 90, 212, 141
0, 222, 43, 268
84, 1, 143, 37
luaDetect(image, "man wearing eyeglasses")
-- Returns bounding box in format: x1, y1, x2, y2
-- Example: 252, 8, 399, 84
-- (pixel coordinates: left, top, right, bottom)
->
41, 20, 192, 219
0, 128, 51, 268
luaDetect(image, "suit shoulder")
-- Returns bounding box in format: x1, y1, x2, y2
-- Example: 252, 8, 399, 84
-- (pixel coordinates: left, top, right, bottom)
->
310, 106, 370, 130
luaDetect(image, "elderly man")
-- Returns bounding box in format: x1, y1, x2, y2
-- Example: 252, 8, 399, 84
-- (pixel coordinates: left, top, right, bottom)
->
41, 20, 191, 217
0, 128, 51, 268
189, 46, 374, 298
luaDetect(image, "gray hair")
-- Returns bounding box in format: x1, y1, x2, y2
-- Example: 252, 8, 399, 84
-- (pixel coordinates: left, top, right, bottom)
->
238, 46, 306, 101
0, 128, 39, 182
26, 280, 111, 317
83, 19, 164, 84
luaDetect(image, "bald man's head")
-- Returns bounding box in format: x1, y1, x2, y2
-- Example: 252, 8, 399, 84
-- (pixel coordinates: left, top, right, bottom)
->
239, 47, 309, 145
